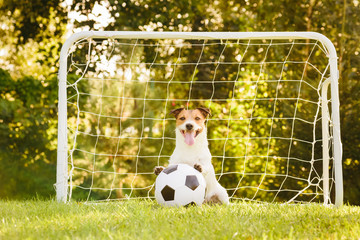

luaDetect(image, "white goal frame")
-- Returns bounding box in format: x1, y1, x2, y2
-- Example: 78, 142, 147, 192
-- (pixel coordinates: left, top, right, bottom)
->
56, 31, 343, 206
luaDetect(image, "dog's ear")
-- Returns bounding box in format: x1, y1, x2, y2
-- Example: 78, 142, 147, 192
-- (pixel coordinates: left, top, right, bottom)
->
169, 108, 184, 118
196, 107, 211, 118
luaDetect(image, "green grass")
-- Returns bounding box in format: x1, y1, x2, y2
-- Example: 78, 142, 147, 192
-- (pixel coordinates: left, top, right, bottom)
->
0, 200, 359, 239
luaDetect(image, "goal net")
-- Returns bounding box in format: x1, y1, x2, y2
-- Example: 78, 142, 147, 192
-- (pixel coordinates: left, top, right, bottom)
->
56, 32, 343, 206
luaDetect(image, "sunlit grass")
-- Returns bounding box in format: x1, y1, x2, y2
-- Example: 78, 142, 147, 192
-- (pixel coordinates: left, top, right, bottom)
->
0, 200, 359, 239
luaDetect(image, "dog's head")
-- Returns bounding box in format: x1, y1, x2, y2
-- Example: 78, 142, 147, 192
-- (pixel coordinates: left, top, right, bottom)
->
169, 107, 211, 146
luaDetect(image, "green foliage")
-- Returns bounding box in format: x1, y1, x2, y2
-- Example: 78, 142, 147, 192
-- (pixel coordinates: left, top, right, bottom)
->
0, 0, 67, 79
0, 69, 58, 199
0, 0, 65, 43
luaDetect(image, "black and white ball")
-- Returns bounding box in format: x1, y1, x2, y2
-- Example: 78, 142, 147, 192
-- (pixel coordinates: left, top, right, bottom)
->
155, 164, 206, 206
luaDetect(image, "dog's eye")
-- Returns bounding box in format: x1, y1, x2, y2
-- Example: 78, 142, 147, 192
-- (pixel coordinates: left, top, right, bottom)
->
195, 117, 201, 120
179, 117, 185, 120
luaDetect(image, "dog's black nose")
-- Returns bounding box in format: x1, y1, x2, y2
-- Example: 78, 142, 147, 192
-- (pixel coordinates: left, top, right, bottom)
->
186, 124, 193, 130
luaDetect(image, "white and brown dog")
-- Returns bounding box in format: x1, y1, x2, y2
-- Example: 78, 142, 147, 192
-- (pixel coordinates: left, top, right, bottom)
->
154, 107, 229, 204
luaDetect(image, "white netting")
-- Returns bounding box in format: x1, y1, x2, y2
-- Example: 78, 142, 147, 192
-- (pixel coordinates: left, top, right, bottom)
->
64, 36, 335, 203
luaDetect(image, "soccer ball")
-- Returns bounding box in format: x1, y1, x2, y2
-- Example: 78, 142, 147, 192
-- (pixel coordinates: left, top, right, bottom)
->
155, 164, 206, 206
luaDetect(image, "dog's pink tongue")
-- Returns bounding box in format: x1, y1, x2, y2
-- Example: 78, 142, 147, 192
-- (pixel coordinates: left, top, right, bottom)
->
184, 131, 195, 146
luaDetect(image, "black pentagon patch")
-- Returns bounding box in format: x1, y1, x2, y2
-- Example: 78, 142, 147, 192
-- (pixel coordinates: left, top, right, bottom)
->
161, 185, 175, 201
184, 202, 196, 208
162, 165, 178, 175
185, 175, 199, 191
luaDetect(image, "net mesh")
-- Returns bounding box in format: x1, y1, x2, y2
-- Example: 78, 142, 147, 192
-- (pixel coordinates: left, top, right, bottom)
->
64, 36, 335, 203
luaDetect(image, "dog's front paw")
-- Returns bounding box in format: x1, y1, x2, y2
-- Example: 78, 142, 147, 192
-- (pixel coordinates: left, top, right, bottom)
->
205, 186, 230, 205
193, 164, 202, 173
154, 166, 165, 175
204, 194, 222, 205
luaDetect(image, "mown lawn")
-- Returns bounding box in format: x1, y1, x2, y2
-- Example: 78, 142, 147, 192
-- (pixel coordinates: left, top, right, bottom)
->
0, 200, 359, 239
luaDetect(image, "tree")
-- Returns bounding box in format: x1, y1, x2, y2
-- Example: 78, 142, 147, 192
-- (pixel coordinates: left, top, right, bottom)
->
0, 0, 67, 79
0, 69, 58, 198
0, 0, 68, 199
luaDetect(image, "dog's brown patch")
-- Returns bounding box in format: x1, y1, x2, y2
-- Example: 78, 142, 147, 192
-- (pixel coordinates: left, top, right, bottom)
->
196, 107, 211, 118
154, 166, 165, 175
169, 108, 184, 118
204, 194, 222, 205
193, 164, 202, 173
170, 108, 208, 134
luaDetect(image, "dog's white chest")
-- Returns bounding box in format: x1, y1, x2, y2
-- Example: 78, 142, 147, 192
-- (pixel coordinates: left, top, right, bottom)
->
170, 146, 211, 165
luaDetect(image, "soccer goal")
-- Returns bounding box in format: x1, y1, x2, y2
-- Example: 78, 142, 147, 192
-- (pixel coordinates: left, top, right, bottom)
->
56, 31, 343, 206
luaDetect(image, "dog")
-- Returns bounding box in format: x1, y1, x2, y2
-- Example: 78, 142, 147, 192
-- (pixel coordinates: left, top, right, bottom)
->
154, 107, 229, 205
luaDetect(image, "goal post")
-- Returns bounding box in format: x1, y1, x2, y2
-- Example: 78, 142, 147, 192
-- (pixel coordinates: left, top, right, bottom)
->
56, 31, 343, 206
